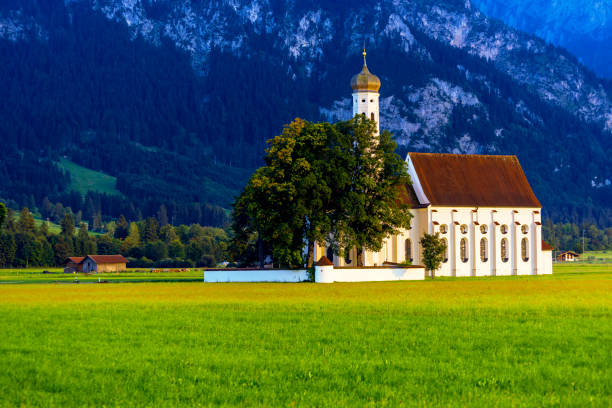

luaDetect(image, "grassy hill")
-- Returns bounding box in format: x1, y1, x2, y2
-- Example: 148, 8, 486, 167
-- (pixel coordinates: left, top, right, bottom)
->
57, 158, 123, 197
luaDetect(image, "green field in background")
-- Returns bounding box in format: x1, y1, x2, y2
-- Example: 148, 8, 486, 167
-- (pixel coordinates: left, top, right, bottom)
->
0, 267, 203, 283
0, 265, 610, 406
57, 158, 123, 197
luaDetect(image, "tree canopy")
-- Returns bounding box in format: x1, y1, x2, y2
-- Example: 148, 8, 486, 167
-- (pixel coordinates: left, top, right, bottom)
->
230, 116, 413, 268
420, 233, 447, 278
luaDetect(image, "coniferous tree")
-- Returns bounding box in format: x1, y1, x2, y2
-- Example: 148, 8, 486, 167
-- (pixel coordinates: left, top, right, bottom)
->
61, 213, 75, 237
0, 203, 7, 228
17, 208, 36, 234
114, 215, 129, 240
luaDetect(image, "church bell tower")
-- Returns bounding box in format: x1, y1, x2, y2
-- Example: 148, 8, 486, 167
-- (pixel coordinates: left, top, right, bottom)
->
350, 48, 381, 134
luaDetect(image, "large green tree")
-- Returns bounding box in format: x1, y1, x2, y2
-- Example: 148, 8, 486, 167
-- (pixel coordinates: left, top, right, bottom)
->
230, 116, 412, 268
230, 119, 337, 268
328, 116, 413, 265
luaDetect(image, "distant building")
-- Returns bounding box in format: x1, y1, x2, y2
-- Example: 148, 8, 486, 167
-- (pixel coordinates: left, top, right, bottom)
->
80, 255, 129, 273
64, 257, 84, 273
557, 251, 580, 262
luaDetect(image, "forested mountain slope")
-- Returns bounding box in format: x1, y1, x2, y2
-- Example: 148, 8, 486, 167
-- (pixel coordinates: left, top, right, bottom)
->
1, 0, 611, 226
471, 0, 612, 79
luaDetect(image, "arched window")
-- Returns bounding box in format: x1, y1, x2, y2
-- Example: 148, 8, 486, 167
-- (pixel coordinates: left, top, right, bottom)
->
440, 224, 448, 234
501, 238, 509, 262
405, 239, 413, 262
460, 224, 468, 234
521, 238, 529, 261
521, 224, 529, 234
501, 225, 508, 234
480, 225, 488, 234
326, 246, 334, 262
371, 112, 375, 121
480, 238, 488, 262
460, 238, 468, 263
442, 238, 448, 263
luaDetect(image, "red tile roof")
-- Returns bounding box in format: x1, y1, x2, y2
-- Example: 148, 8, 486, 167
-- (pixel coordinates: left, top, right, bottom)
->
315, 256, 334, 266
66, 257, 85, 264
82, 255, 129, 264
408, 153, 541, 207
541, 241, 554, 251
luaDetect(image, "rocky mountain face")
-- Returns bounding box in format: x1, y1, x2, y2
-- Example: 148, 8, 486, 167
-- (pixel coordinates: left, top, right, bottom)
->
0, 0, 611, 225
471, 0, 612, 79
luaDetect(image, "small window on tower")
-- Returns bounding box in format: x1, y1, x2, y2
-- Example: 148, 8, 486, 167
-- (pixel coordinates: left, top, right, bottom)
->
370, 99, 373, 102
362, 99, 366, 103
371, 113, 375, 121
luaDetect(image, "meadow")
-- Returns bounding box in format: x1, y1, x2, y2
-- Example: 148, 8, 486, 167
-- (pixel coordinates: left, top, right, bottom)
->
0, 265, 610, 407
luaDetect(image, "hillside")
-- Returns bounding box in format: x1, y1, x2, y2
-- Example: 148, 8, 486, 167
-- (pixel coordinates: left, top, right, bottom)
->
0, 0, 611, 226
471, 0, 612, 79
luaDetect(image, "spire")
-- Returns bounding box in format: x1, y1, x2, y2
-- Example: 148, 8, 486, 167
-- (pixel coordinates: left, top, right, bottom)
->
363, 42, 367, 67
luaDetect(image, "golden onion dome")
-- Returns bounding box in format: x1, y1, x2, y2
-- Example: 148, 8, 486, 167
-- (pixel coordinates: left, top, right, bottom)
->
350, 50, 381, 92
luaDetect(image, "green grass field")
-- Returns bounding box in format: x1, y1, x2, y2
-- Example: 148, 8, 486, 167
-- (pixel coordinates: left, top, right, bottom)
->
0, 264, 610, 406
0, 268, 203, 284
57, 158, 123, 196
583, 250, 612, 262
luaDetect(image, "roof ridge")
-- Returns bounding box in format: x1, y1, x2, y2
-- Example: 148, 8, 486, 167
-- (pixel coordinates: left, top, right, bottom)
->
409, 152, 518, 159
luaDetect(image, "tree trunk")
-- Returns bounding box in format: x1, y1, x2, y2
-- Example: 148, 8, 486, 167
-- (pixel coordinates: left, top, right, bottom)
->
306, 241, 315, 268
356, 247, 364, 266
257, 233, 264, 268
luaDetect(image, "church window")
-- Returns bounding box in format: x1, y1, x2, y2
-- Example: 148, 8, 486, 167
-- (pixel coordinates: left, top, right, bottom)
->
442, 238, 448, 263
362, 99, 366, 103
440, 224, 448, 234
371, 112, 375, 121
405, 239, 413, 262
480, 225, 488, 234
480, 238, 488, 262
522, 224, 529, 234
521, 238, 529, 261
501, 224, 508, 234
370, 99, 373, 103
326, 246, 334, 262
460, 224, 468, 234
501, 238, 509, 262
460, 238, 468, 262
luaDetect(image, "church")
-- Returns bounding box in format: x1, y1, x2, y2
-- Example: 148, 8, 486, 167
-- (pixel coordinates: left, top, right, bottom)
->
314, 51, 554, 276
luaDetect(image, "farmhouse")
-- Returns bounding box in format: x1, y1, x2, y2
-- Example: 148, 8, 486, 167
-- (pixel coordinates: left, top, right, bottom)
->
80, 255, 129, 273
64, 257, 84, 273
557, 251, 580, 262
313, 50, 554, 276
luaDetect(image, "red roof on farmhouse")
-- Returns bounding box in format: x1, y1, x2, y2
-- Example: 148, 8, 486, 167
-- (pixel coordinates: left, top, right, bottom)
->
82, 255, 129, 264
408, 153, 541, 207
66, 257, 85, 264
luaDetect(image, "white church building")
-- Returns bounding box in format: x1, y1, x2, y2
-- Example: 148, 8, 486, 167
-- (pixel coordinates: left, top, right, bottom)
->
314, 51, 553, 276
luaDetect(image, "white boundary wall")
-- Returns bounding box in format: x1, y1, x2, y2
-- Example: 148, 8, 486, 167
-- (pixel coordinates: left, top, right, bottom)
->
204, 269, 308, 283
315, 265, 425, 283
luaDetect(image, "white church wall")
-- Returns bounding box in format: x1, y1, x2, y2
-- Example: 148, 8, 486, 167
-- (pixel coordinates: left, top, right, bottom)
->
204, 269, 309, 283
315, 265, 425, 283
430, 207, 542, 277
541, 250, 553, 275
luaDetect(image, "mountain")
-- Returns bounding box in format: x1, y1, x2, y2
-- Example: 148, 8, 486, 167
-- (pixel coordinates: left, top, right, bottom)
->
471, 0, 612, 79
0, 0, 611, 227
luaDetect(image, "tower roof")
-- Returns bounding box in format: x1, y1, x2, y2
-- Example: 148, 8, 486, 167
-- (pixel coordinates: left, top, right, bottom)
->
350, 49, 381, 92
